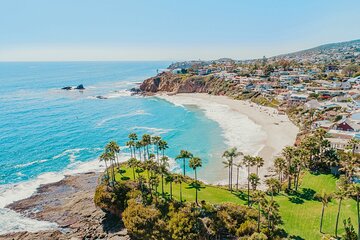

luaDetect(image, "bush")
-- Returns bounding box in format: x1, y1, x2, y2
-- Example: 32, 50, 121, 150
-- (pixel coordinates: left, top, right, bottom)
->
122, 199, 164, 239
236, 219, 257, 237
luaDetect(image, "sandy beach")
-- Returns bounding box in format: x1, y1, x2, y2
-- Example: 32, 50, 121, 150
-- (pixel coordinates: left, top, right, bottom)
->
157, 93, 299, 186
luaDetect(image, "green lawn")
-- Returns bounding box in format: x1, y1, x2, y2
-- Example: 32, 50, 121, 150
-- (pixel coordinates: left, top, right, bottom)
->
113, 167, 358, 240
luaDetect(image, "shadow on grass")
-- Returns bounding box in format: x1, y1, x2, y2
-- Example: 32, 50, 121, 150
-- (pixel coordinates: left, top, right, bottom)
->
289, 235, 305, 240
231, 190, 247, 202
186, 181, 206, 191
289, 196, 304, 204
287, 188, 316, 203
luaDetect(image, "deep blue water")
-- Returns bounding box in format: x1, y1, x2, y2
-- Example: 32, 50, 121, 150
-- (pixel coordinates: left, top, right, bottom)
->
0, 61, 225, 195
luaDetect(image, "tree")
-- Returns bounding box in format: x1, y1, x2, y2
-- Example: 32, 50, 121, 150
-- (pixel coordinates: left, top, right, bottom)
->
159, 156, 169, 197
126, 140, 135, 158
249, 173, 260, 191
316, 191, 332, 233
174, 174, 185, 203
252, 191, 266, 232
151, 136, 162, 162
343, 218, 358, 240
158, 140, 169, 158
347, 138, 360, 156
142, 134, 152, 160
254, 156, 264, 175
350, 184, 360, 240
135, 141, 143, 161
165, 174, 174, 200
265, 178, 281, 201
335, 180, 349, 237
99, 152, 111, 182
274, 157, 286, 182
176, 150, 193, 177
106, 141, 120, 167
243, 155, 256, 206
339, 152, 358, 184
263, 199, 280, 232
282, 146, 296, 191
189, 157, 202, 205
234, 161, 243, 191
223, 147, 243, 191
128, 157, 139, 180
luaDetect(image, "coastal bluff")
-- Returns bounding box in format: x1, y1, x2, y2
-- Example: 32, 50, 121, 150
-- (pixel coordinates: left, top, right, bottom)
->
140, 72, 226, 94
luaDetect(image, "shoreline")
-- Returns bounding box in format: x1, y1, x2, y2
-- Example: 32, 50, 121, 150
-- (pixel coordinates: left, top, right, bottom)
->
156, 93, 299, 186
0, 172, 129, 240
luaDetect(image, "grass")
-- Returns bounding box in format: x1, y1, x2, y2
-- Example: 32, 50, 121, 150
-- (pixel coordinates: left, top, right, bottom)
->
112, 166, 358, 240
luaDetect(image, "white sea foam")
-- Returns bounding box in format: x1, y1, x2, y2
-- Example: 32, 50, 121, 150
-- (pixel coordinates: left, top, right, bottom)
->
0, 208, 58, 235
14, 159, 48, 169
130, 126, 173, 135
96, 110, 151, 126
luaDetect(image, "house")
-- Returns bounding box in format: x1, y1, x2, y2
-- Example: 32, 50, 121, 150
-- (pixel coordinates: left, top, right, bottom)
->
304, 99, 321, 110
289, 93, 308, 103
335, 119, 360, 132
327, 137, 360, 153
312, 120, 334, 130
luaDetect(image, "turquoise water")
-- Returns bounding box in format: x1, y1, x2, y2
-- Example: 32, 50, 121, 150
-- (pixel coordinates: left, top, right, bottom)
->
0, 62, 225, 209
0, 61, 226, 233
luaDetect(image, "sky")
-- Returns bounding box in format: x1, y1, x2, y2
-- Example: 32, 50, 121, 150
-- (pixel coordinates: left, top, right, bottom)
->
0, 0, 360, 61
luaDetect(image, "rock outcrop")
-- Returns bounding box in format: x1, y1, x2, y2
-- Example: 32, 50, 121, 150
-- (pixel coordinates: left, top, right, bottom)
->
139, 72, 219, 94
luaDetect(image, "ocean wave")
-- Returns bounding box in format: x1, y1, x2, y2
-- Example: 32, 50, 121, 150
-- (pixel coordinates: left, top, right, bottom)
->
130, 126, 173, 135
0, 208, 58, 235
96, 110, 151, 126
14, 159, 48, 169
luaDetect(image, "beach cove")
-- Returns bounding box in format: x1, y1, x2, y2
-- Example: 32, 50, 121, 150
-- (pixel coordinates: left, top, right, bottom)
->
157, 93, 299, 186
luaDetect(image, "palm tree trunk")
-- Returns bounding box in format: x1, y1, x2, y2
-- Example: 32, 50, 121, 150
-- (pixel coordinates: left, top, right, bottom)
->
228, 166, 231, 190
320, 204, 325, 233
335, 198, 342, 237
183, 158, 186, 176
170, 182, 172, 199
236, 167, 239, 191
180, 182, 183, 203
248, 166, 250, 206
230, 163, 233, 191
357, 193, 359, 240
161, 174, 164, 196
195, 169, 198, 205
257, 204, 261, 232
295, 168, 301, 191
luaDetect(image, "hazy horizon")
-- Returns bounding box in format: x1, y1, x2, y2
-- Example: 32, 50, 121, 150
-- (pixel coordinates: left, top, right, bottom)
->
1, 0, 360, 61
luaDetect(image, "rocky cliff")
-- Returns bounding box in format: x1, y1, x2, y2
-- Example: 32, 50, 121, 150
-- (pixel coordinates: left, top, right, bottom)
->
140, 72, 221, 94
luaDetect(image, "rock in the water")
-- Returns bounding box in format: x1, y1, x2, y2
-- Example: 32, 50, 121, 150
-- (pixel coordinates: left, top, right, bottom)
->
96, 96, 108, 100
61, 86, 73, 90
75, 84, 85, 90
130, 88, 141, 94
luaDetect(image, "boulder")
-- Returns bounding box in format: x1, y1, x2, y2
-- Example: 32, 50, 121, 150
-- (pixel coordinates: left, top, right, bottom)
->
61, 86, 73, 90
75, 84, 85, 90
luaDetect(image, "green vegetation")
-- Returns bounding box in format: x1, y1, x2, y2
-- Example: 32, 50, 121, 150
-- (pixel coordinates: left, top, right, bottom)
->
95, 131, 359, 240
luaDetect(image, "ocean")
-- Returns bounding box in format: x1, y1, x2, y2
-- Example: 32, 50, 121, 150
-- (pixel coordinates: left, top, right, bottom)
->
0, 61, 227, 234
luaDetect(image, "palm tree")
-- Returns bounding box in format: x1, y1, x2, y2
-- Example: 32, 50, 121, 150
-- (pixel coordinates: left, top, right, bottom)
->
282, 146, 296, 191
234, 161, 243, 191
150, 176, 160, 204
274, 157, 286, 182
254, 156, 264, 175
99, 152, 111, 182
317, 191, 332, 233
265, 178, 281, 201
142, 134, 151, 160
335, 185, 348, 237
189, 156, 202, 205
106, 141, 120, 167
126, 140, 135, 158
252, 191, 266, 232
151, 136, 162, 162
243, 155, 256, 206
128, 157, 139, 180
349, 184, 360, 240
223, 147, 242, 191
135, 141, 143, 161
249, 173, 260, 191
160, 156, 169, 197
176, 150, 193, 177
347, 138, 360, 156
174, 174, 185, 203
222, 159, 232, 191
165, 174, 174, 200
339, 152, 357, 184
158, 140, 169, 158
263, 199, 280, 232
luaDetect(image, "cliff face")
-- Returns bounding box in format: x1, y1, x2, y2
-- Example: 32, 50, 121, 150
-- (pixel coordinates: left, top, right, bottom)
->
140, 72, 217, 94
